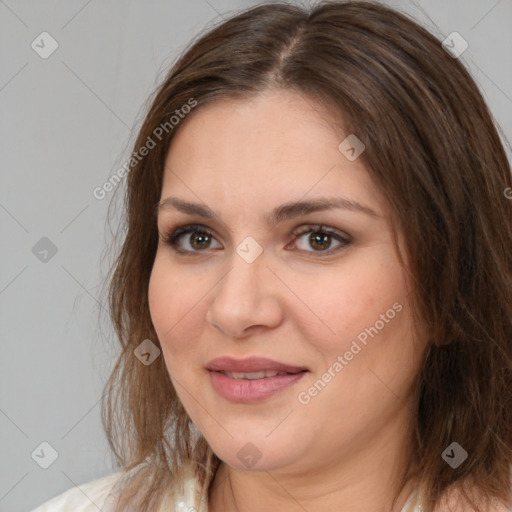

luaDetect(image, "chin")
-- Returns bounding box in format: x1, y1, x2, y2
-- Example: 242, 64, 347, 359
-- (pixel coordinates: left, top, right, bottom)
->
209, 437, 299, 472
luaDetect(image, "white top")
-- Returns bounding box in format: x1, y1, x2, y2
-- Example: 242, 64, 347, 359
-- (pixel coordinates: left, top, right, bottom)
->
30, 471, 125, 512
30, 469, 423, 512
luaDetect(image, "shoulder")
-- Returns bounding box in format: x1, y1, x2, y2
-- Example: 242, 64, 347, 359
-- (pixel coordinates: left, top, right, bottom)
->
30, 464, 209, 512
30, 471, 124, 512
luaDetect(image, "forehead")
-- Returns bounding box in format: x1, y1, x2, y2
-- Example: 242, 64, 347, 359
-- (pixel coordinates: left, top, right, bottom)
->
161, 89, 387, 217
166, 89, 343, 167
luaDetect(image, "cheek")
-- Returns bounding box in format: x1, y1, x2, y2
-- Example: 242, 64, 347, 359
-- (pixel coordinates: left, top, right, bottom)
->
148, 259, 190, 351
148, 255, 211, 370
288, 248, 409, 357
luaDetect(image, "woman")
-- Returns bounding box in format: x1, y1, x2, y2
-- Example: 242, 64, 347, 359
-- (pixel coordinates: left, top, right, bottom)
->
32, 1, 512, 511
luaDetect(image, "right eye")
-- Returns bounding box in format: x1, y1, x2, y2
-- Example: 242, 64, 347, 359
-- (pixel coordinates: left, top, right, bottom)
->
162, 223, 222, 253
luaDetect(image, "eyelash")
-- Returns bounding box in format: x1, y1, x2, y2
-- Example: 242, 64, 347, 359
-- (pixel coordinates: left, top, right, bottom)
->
160, 223, 352, 256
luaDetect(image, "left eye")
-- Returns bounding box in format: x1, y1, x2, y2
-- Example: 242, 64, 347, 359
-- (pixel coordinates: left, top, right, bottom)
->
291, 226, 351, 253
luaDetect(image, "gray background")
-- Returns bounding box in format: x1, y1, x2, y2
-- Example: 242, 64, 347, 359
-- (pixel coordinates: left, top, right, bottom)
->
1, 0, 511, 510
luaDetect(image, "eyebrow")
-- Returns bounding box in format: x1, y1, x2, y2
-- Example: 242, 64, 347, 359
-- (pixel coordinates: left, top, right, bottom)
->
157, 196, 380, 226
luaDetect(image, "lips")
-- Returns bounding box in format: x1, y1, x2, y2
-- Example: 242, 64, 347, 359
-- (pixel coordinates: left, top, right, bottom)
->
206, 356, 307, 374
206, 357, 308, 403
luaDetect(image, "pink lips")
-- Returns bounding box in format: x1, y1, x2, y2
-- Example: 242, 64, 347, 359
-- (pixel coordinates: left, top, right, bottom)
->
206, 356, 308, 403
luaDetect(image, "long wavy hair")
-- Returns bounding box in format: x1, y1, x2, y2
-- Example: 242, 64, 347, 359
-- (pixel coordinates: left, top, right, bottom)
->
100, 1, 512, 511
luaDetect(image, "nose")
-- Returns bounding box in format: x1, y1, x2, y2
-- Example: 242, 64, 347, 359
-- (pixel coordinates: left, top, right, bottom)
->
206, 250, 284, 338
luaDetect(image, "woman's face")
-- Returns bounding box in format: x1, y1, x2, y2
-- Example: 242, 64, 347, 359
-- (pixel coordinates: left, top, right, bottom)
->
148, 89, 426, 474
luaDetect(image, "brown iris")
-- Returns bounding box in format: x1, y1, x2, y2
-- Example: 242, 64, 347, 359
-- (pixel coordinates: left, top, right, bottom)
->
190, 233, 211, 250
309, 232, 331, 251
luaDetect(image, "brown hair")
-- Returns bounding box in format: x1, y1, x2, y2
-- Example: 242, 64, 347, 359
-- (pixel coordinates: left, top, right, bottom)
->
100, 1, 512, 511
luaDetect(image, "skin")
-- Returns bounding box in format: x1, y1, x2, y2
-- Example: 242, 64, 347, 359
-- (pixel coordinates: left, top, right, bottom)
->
148, 88, 429, 512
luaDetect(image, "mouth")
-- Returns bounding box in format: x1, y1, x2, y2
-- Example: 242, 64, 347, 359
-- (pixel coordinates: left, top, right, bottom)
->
206, 356, 309, 403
